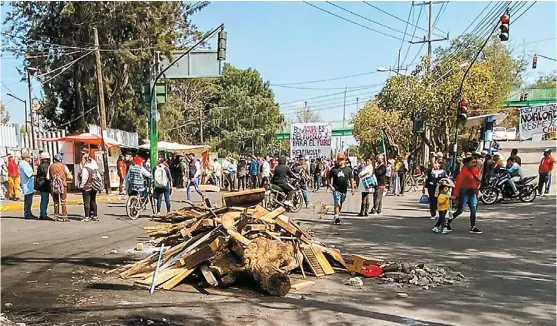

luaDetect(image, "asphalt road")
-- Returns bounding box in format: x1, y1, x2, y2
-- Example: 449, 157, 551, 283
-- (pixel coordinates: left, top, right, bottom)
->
1, 141, 555, 326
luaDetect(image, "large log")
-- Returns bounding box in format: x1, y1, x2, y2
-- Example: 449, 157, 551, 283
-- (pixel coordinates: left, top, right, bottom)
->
243, 237, 298, 296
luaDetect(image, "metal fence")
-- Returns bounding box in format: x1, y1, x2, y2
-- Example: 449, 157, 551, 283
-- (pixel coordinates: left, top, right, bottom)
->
0, 124, 66, 156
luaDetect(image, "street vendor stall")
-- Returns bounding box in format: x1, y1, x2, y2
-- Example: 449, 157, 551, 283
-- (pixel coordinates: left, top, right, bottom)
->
37, 133, 124, 189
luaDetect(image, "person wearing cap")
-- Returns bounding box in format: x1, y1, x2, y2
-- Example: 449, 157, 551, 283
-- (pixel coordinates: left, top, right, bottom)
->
249, 155, 258, 189
538, 149, 555, 196
7, 154, 20, 201
126, 155, 152, 197
35, 152, 52, 220
327, 152, 355, 225
19, 152, 36, 219
49, 154, 72, 221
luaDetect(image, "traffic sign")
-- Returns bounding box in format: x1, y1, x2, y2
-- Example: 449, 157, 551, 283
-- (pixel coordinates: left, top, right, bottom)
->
32, 98, 40, 111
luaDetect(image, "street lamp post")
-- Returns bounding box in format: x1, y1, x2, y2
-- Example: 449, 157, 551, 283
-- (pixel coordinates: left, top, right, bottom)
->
376, 66, 406, 76
27, 67, 38, 149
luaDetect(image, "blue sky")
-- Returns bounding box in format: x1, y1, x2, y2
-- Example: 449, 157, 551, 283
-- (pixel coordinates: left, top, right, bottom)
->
1, 1, 556, 127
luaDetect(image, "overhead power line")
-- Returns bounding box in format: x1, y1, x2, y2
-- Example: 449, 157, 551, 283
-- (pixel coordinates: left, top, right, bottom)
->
512, 1, 537, 23
393, 3, 414, 69
279, 87, 383, 110
325, 2, 420, 40
401, 3, 423, 67
363, 1, 447, 38
271, 83, 382, 90
303, 1, 406, 41
278, 84, 381, 106
271, 70, 381, 86
39, 51, 94, 85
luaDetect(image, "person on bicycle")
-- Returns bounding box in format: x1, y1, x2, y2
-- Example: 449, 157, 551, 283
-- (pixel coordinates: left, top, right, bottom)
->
271, 156, 298, 207
292, 155, 311, 208
126, 156, 152, 199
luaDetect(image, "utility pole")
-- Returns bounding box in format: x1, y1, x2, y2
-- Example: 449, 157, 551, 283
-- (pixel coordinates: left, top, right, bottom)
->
26, 70, 35, 150
341, 86, 347, 153
410, 1, 448, 165
93, 27, 111, 194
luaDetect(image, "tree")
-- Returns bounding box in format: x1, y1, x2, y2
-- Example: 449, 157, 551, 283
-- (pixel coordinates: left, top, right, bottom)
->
3, 2, 207, 135
528, 73, 557, 89
352, 100, 413, 158
290, 104, 321, 123
375, 34, 525, 153
0, 103, 10, 125
206, 63, 284, 157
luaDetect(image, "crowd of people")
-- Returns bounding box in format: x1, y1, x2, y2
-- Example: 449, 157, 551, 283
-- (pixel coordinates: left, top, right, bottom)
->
1, 145, 553, 228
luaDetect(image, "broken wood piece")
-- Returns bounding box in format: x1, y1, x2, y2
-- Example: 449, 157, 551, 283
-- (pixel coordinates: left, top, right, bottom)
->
275, 215, 310, 243
222, 211, 252, 246
161, 268, 194, 290
252, 204, 270, 219
310, 245, 334, 275
290, 280, 315, 291
200, 265, 219, 287
244, 224, 269, 232
222, 188, 265, 208
202, 219, 215, 227
136, 268, 183, 287
321, 247, 347, 269
346, 254, 385, 275
255, 207, 285, 224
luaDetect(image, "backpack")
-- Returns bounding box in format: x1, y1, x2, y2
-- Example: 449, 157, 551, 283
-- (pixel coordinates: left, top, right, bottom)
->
51, 174, 65, 195
154, 165, 169, 188
86, 167, 104, 192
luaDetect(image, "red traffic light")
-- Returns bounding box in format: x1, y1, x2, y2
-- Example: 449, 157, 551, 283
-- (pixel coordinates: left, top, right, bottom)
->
500, 14, 510, 24
460, 99, 469, 107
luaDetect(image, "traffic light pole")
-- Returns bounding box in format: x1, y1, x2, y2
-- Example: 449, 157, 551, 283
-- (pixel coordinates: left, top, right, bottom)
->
147, 24, 225, 171
451, 21, 501, 171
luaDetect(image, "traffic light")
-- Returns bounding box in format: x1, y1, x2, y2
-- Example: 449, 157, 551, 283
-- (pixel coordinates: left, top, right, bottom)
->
523, 93, 528, 102
458, 98, 469, 123
217, 30, 227, 61
499, 12, 510, 42
519, 92, 524, 101
532, 55, 537, 69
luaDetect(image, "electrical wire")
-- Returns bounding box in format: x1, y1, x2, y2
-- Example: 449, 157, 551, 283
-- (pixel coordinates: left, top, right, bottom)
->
54, 106, 98, 128
34, 50, 93, 79
1, 81, 15, 94
39, 51, 94, 84
401, 3, 423, 67
271, 70, 380, 86
524, 37, 556, 45
512, 1, 537, 23
282, 95, 377, 115
271, 83, 382, 90
362, 1, 447, 37
303, 1, 406, 41
278, 85, 379, 106
279, 87, 384, 111
393, 3, 414, 69
326, 2, 419, 40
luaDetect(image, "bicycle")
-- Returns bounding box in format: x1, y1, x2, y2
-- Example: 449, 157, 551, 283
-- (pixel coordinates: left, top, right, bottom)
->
126, 182, 156, 220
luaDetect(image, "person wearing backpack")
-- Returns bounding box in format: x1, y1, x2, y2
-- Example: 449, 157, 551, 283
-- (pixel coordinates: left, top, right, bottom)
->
35, 152, 52, 220
79, 151, 103, 222
154, 156, 173, 216
49, 154, 73, 221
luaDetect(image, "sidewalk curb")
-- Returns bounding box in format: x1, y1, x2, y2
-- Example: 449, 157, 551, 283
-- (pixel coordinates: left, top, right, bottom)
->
1, 194, 123, 212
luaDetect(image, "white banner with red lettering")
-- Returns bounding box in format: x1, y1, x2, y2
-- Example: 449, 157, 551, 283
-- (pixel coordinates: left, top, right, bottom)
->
519, 104, 557, 140
290, 122, 332, 159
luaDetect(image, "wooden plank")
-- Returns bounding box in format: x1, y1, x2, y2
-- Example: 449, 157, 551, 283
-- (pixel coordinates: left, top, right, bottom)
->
290, 280, 315, 291
275, 215, 311, 243
136, 268, 182, 286
200, 265, 218, 287
300, 245, 325, 277
198, 184, 220, 192
202, 219, 215, 227
322, 247, 347, 269
222, 188, 265, 208
252, 204, 270, 219
244, 224, 268, 232
255, 207, 285, 224
175, 236, 225, 269
161, 268, 194, 290
310, 245, 335, 275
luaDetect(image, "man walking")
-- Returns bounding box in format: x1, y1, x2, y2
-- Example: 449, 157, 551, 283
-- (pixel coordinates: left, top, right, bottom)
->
314, 158, 324, 192
186, 153, 204, 201
538, 149, 555, 196
327, 153, 355, 225
19, 153, 36, 219
249, 155, 258, 189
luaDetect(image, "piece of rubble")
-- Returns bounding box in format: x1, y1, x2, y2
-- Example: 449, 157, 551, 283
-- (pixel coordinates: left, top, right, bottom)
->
344, 277, 364, 287
397, 292, 408, 298
4, 303, 13, 308
110, 249, 118, 254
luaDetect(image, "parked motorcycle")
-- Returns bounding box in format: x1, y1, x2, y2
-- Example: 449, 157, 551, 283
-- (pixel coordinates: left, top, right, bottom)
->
264, 177, 303, 213
480, 170, 537, 205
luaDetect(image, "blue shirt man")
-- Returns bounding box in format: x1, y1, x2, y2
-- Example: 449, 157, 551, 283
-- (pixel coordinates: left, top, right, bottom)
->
19, 153, 35, 218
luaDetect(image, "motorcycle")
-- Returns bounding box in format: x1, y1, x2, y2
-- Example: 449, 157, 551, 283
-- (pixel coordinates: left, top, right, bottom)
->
480, 170, 537, 205
264, 177, 304, 213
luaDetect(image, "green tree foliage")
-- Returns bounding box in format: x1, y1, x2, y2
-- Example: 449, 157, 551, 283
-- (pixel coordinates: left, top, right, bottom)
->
290, 105, 321, 123
3, 1, 207, 135
372, 34, 524, 153
528, 72, 557, 89
206, 64, 283, 157
0, 103, 10, 125
352, 101, 412, 158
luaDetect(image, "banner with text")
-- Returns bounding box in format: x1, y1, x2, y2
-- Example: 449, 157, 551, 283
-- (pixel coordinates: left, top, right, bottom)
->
290, 123, 332, 159
519, 104, 557, 140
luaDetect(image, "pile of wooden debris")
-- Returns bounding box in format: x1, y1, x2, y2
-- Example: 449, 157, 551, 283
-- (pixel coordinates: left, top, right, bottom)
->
107, 189, 345, 296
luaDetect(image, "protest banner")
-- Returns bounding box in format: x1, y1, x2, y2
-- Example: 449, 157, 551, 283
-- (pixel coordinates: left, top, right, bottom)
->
290, 123, 332, 159
519, 104, 557, 140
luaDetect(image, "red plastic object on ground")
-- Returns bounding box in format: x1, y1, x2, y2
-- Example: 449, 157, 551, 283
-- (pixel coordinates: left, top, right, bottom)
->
360, 265, 383, 277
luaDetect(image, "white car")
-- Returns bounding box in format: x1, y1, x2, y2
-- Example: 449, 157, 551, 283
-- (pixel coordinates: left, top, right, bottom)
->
493, 127, 508, 141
